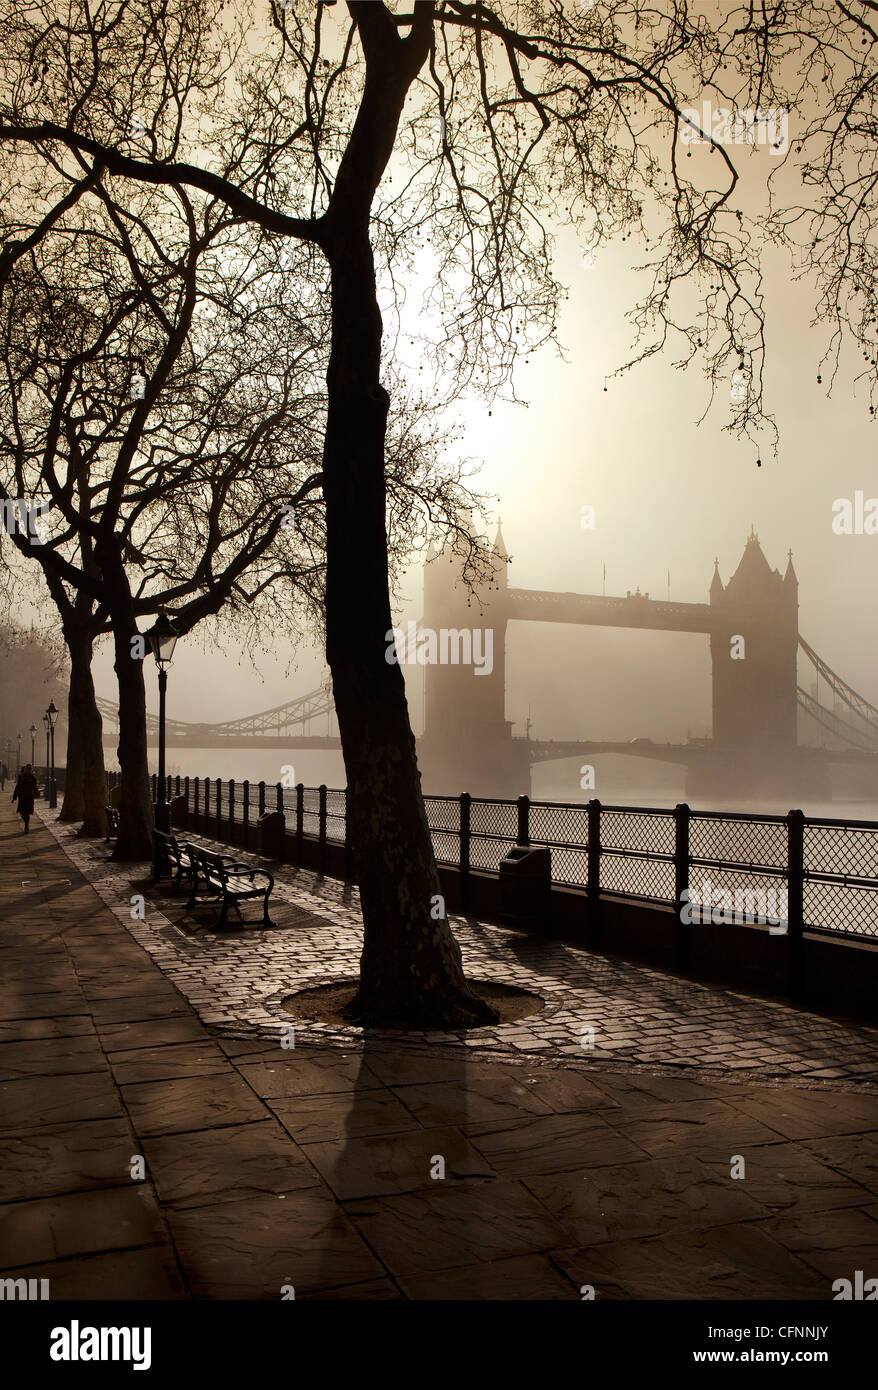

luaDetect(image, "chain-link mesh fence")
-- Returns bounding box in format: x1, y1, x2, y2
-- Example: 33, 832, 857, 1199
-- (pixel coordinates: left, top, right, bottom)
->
597, 806, 675, 903
803, 819, 878, 939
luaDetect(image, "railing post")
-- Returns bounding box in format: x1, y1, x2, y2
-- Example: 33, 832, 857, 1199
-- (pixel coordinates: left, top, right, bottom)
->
217, 778, 224, 835
228, 779, 235, 845
258, 780, 266, 816
459, 792, 471, 912
175, 775, 181, 796
276, 781, 283, 814
242, 780, 250, 849
318, 784, 327, 872
586, 798, 602, 940
674, 802, 691, 966
786, 808, 805, 997
193, 776, 199, 816
204, 777, 210, 821
517, 794, 530, 847
151, 772, 156, 800
296, 783, 304, 864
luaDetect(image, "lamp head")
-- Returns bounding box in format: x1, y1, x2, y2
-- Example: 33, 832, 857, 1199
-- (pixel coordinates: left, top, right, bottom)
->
146, 611, 179, 666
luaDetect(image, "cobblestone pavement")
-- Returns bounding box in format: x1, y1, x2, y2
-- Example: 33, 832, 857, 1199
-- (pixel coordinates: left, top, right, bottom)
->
4, 801, 878, 1301
40, 809, 878, 1089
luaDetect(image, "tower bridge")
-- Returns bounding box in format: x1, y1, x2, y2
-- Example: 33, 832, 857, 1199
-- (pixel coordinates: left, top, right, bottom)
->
96, 530, 878, 800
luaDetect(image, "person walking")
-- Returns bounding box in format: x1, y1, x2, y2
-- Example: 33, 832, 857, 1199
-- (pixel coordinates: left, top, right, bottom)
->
11, 763, 38, 834
0, 760, 6, 791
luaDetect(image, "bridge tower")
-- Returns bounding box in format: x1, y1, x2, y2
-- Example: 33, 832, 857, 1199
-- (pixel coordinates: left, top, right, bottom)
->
417, 525, 531, 795
708, 531, 799, 750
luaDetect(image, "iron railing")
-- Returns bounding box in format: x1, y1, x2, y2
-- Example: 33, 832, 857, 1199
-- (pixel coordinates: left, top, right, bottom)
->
105, 772, 878, 943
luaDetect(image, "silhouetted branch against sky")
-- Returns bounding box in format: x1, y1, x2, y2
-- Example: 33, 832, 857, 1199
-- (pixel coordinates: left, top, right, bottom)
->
0, 1, 874, 459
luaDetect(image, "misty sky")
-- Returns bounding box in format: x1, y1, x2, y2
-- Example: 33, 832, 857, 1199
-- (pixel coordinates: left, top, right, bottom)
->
86, 210, 876, 757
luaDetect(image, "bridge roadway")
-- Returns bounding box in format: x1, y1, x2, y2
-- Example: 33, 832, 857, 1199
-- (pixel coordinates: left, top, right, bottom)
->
506, 587, 714, 633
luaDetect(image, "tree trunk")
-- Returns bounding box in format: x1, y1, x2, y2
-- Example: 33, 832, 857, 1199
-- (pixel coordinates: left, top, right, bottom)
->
324, 235, 497, 1029
60, 688, 84, 822
111, 617, 153, 861
60, 625, 107, 836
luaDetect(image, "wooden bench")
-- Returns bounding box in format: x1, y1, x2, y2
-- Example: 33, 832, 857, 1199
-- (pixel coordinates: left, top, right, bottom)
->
190, 848, 277, 929
105, 806, 120, 842
153, 830, 201, 897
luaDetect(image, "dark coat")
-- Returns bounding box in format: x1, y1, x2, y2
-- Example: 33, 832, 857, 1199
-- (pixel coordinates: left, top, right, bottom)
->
12, 772, 38, 817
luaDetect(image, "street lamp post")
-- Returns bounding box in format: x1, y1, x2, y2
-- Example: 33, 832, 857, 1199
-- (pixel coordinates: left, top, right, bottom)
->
145, 612, 179, 874
42, 717, 49, 792
45, 701, 58, 808
29, 724, 36, 767
16, 732, 21, 774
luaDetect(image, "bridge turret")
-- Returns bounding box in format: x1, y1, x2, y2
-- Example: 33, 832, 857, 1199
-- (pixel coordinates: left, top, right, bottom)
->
710, 557, 724, 602
783, 549, 798, 596
419, 524, 527, 795
709, 533, 798, 750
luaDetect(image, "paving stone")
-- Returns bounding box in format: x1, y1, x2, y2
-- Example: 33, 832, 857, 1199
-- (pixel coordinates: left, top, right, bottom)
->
166, 1191, 382, 1297
348, 1179, 567, 1275
726, 1089, 878, 1142
107, 1040, 231, 1085
0, 1033, 108, 1081
0, 1015, 95, 1044
802, 1133, 878, 1196
465, 1110, 646, 1176
142, 1120, 322, 1207
304, 1278, 403, 1299
0, 1071, 123, 1133
0, 1118, 138, 1204
87, 993, 193, 1025
610, 1098, 786, 1162
523, 1153, 764, 1245
121, 1072, 270, 1136
0, 1184, 165, 1267
551, 1223, 829, 1300
20, 1244, 188, 1300
761, 1205, 878, 1280
302, 1125, 495, 1200
271, 1089, 422, 1144
235, 1052, 382, 1099
727, 1140, 876, 1215
98, 1016, 213, 1048
388, 1072, 554, 1126
398, 1253, 576, 1300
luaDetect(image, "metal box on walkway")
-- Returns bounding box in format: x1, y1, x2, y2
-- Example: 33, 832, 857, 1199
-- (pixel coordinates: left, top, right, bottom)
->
498, 844, 552, 927
258, 811, 286, 859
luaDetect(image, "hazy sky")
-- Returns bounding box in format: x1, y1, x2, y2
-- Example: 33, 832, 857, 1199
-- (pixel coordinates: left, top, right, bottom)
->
89, 213, 876, 751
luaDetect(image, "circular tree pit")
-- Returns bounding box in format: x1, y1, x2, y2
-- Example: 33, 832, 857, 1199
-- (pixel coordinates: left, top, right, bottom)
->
281, 978, 544, 1029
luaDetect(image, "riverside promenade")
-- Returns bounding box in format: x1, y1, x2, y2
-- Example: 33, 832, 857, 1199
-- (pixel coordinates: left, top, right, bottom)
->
2, 797, 878, 1300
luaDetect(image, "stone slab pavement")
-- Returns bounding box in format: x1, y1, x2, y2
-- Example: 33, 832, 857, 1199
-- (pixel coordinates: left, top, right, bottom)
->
0, 798, 877, 1300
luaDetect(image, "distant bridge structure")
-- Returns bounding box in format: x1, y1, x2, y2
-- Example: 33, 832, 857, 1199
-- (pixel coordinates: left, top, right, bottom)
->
94, 534, 878, 800
95, 681, 340, 749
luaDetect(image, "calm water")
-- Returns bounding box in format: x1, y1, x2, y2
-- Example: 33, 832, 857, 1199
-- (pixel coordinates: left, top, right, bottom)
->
127, 741, 878, 824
